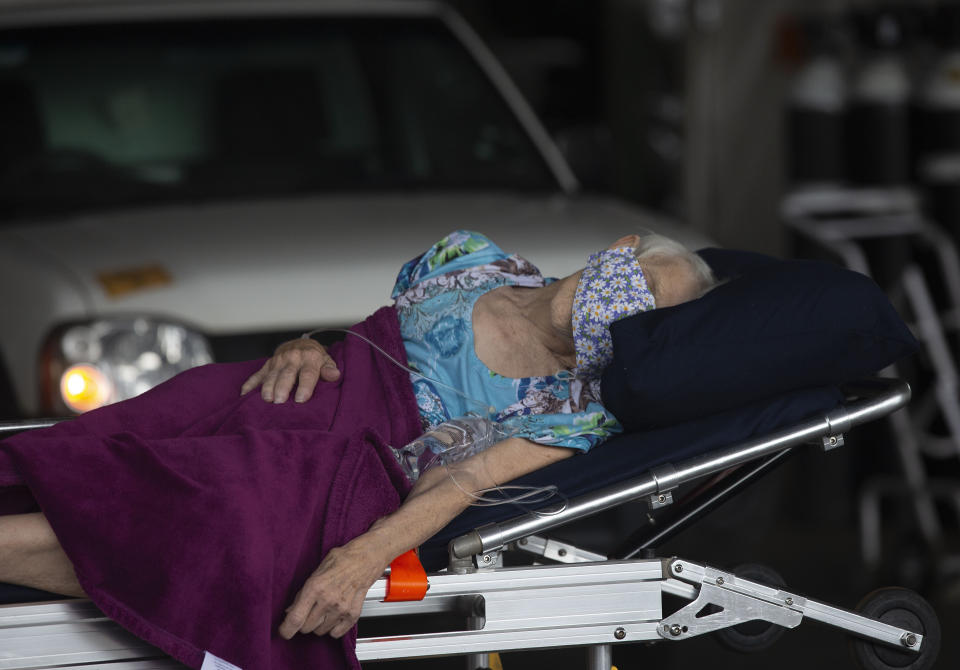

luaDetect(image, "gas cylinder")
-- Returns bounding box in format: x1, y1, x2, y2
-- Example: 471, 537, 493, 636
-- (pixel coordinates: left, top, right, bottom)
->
847, 5, 912, 186
917, 1, 960, 237
787, 17, 847, 186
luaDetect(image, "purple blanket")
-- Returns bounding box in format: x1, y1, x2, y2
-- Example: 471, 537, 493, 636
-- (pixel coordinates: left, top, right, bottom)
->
0, 306, 422, 669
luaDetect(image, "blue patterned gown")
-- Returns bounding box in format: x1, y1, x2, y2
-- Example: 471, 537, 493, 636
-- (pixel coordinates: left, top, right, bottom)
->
392, 231, 621, 452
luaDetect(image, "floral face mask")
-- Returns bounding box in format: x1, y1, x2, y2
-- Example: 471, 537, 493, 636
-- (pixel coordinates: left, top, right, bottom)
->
571, 247, 656, 378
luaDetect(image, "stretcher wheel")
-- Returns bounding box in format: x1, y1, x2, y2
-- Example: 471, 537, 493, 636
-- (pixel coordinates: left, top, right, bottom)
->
849, 587, 940, 670
714, 563, 788, 653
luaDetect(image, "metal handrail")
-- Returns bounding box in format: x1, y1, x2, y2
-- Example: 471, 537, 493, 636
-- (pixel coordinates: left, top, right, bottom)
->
0, 418, 64, 436
451, 378, 911, 559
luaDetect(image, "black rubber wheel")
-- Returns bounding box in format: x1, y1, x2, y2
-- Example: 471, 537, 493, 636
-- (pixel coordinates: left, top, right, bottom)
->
849, 587, 940, 670
714, 563, 789, 653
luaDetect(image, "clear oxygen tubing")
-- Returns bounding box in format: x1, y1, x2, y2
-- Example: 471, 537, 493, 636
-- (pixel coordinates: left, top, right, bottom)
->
301, 328, 567, 516
402, 413, 569, 515
302, 328, 496, 418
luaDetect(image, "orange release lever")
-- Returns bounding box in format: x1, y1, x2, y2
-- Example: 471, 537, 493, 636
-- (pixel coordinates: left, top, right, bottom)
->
384, 549, 428, 602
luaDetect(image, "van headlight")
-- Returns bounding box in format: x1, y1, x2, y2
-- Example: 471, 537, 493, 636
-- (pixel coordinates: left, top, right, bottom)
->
42, 317, 213, 414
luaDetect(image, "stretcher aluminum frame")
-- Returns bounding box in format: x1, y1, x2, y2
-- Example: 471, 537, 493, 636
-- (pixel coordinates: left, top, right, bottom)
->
0, 378, 926, 669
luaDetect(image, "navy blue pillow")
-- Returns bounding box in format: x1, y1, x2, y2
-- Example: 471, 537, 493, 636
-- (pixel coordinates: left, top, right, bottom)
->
600, 249, 919, 431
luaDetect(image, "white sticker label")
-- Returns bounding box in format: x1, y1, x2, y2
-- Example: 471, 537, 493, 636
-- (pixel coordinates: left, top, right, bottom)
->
201, 651, 243, 670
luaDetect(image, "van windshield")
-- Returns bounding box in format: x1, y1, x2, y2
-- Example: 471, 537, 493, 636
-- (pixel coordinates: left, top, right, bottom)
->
0, 16, 557, 220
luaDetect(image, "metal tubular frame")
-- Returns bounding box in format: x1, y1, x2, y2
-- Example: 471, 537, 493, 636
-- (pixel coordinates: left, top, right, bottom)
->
659, 559, 924, 652
0, 418, 61, 435
0, 600, 183, 669
355, 554, 928, 662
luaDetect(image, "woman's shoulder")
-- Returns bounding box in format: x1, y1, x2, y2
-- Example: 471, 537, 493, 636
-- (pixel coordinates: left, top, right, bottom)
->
392, 230, 539, 298
392, 231, 501, 298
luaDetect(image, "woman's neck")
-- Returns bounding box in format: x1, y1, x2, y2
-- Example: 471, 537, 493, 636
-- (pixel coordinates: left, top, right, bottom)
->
478, 273, 579, 377
518, 273, 580, 367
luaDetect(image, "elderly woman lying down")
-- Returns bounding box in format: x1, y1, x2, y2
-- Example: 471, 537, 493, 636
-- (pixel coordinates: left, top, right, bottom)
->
0, 230, 714, 668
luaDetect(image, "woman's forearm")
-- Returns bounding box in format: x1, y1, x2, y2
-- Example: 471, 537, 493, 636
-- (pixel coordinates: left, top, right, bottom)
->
356, 436, 573, 566
350, 458, 480, 570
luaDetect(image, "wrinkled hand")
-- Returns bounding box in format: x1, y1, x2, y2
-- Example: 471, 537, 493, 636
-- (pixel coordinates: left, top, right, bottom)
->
278, 542, 386, 640
240, 338, 340, 403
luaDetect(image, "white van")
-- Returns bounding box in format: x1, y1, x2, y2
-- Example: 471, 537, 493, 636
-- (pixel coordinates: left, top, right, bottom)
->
0, 0, 707, 418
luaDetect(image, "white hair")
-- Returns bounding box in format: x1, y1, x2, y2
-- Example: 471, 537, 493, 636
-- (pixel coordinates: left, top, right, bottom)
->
631, 231, 717, 299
